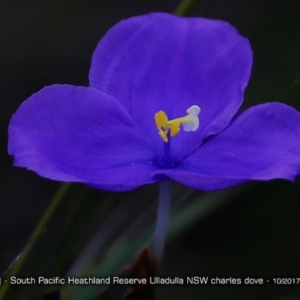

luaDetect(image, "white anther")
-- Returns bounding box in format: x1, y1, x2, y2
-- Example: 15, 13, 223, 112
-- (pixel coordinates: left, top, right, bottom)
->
182, 105, 201, 132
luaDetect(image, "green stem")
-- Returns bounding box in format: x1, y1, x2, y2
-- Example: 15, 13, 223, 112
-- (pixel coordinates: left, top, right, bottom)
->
174, 0, 198, 16
0, 183, 71, 300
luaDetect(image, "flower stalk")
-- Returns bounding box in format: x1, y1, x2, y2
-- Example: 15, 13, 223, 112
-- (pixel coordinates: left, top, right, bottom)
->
153, 180, 172, 260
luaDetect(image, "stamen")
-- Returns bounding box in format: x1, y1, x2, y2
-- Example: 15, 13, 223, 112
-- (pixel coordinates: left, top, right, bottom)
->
182, 105, 201, 132
154, 105, 201, 142
155, 111, 170, 142
155, 111, 169, 130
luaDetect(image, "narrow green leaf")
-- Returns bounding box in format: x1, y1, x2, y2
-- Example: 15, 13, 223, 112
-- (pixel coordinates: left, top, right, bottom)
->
279, 75, 300, 101
0, 183, 71, 300
174, 0, 199, 16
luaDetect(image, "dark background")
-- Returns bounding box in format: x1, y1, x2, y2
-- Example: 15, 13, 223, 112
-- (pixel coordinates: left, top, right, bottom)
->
2, 0, 300, 299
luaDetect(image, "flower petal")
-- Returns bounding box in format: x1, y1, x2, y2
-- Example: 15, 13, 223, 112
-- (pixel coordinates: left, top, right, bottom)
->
89, 12, 252, 160
8, 84, 158, 191
156, 103, 300, 190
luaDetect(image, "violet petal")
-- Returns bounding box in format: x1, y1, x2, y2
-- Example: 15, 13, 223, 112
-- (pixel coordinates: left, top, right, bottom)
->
89, 12, 252, 160
8, 84, 158, 191
157, 103, 300, 190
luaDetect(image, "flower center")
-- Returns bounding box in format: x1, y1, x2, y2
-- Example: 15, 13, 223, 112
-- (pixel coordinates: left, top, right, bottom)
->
154, 105, 201, 168
154, 105, 201, 143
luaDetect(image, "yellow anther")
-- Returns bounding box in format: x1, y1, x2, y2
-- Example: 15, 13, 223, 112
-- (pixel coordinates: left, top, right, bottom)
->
169, 122, 181, 136
155, 111, 169, 130
154, 105, 201, 143
158, 129, 169, 143
155, 111, 170, 142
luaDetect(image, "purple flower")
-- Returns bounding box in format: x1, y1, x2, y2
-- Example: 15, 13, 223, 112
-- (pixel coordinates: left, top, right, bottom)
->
8, 13, 300, 192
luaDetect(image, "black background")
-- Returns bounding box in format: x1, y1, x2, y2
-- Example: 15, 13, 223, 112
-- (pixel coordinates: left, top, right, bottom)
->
2, 1, 300, 299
